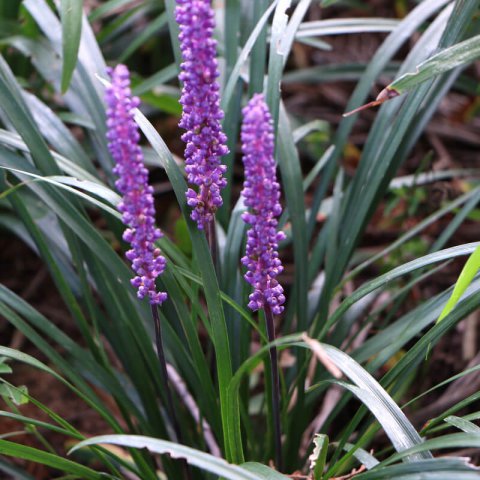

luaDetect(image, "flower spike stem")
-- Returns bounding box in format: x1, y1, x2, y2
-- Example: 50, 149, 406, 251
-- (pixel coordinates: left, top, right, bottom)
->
264, 304, 282, 472
205, 218, 219, 272
151, 305, 191, 480
150, 305, 181, 440
240, 93, 285, 470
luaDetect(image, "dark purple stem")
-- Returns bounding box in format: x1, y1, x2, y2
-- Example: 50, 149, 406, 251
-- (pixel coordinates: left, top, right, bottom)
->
150, 305, 181, 440
264, 304, 282, 471
151, 305, 192, 479
205, 217, 218, 271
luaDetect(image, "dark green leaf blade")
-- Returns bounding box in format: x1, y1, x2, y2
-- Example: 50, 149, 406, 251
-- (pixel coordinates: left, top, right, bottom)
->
0, 440, 102, 479
71, 435, 263, 480
60, 0, 83, 93
387, 33, 480, 96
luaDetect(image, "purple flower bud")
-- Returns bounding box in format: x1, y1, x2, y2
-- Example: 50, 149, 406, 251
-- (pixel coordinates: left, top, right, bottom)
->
105, 64, 167, 305
240, 94, 285, 315
176, 0, 228, 230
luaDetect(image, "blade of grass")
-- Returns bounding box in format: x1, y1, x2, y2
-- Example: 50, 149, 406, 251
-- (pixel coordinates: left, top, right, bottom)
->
164, 0, 182, 67
71, 435, 265, 480
119, 11, 167, 62
265, 0, 291, 133
377, 433, 480, 467
241, 462, 289, 479
323, 242, 480, 337
277, 105, 309, 465
384, 33, 480, 99
222, 197, 249, 369
132, 63, 178, 96
221, 0, 279, 111
354, 458, 480, 479
444, 416, 480, 434
307, 338, 430, 459
88, 0, 138, 22
436, 245, 480, 324
60, 0, 83, 93
0, 55, 59, 175
0, 440, 103, 479
248, 0, 269, 96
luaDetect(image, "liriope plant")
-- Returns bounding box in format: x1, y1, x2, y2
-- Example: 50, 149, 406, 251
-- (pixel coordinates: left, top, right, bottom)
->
0, 0, 479, 479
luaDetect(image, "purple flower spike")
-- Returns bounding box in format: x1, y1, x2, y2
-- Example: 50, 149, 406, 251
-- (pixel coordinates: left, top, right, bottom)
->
241, 94, 286, 316
176, 0, 228, 230
105, 64, 167, 305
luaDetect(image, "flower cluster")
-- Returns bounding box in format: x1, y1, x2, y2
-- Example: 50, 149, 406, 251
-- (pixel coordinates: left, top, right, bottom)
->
176, 0, 228, 230
240, 94, 286, 315
105, 64, 167, 305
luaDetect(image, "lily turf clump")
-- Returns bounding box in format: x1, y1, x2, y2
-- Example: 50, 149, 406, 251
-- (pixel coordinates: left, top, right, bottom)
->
105, 60, 286, 470
106, 36, 287, 475
5, 0, 480, 478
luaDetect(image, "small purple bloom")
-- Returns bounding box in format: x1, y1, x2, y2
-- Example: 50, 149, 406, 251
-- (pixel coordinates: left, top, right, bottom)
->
105, 64, 167, 305
176, 0, 228, 230
241, 94, 286, 316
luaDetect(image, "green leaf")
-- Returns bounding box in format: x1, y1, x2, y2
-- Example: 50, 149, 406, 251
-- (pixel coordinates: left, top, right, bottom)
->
88, 0, 137, 22
346, 186, 480, 283
308, 339, 430, 459
276, 104, 309, 462
0, 440, 103, 479
0, 359, 12, 374
296, 18, 400, 38
21, 0, 111, 173
355, 457, 480, 479
0, 384, 29, 405
321, 0, 342, 5
0, 128, 99, 184
266, 0, 291, 131
444, 415, 480, 434
0, 55, 59, 176
0, 167, 120, 217
0, 307, 123, 432
309, 0, 452, 339
249, 0, 270, 95
386, 33, 480, 97
277, 106, 308, 331
309, 434, 329, 480
71, 435, 265, 480
280, 0, 314, 70
132, 63, 178, 96
0, 410, 82, 438
378, 433, 480, 466
343, 443, 379, 469
60, 0, 83, 93
436, 245, 480, 324
164, 0, 182, 67
119, 12, 168, 62
221, 0, 279, 110
0, 457, 36, 480
241, 462, 289, 479
324, 242, 480, 336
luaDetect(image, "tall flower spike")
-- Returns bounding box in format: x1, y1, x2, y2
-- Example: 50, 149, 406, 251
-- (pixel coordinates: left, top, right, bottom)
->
105, 64, 167, 305
241, 94, 286, 315
176, 0, 228, 230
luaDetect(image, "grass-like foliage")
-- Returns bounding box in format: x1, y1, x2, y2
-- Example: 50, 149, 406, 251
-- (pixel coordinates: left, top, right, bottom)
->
1, 0, 480, 478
